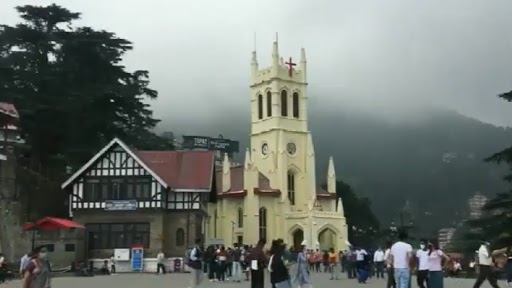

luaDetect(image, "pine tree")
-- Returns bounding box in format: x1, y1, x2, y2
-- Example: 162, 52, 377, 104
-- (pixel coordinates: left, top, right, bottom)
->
468, 90, 512, 249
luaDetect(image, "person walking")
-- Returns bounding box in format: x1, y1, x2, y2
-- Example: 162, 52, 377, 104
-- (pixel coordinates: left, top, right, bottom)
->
389, 231, 413, 288
231, 244, 243, 282
187, 238, 204, 288
374, 247, 385, 279
22, 246, 52, 288
249, 239, 267, 288
473, 240, 500, 288
385, 241, 396, 288
156, 251, 166, 274
416, 239, 429, 288
427, 239, 449, 288
269, 241, 292, 288
294, 240, 312, 288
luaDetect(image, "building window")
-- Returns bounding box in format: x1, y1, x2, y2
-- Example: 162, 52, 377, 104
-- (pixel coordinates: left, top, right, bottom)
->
292, 92, 299, 118
259, 207, 267, 241
280, 90, 288, 116
258, 94, 263, 119
85, 223, 150, 249
238, 208, 243, 228
176, 228, 185, 246
45, 244, 55, 252
83, 179, 100, 201
83, 177, 151, 201
287, 172, 295, 205
65, 243, 76, 252
237, 235, 243, 245
266, 91, 272, 117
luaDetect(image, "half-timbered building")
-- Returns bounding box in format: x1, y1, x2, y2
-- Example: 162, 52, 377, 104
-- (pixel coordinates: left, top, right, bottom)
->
61, 138, 216, 258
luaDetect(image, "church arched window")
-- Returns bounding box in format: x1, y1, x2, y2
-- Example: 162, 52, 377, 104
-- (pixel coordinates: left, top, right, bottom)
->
258, 94, 263, 119
176, 228, 185, 246
238, 207, 243, 228
259, 207, 267, 240
266, 91, 272, 117
214, 209, 218, 238
292, 92, 299, 118
280, 90, 288, 116
287, 171, 295, 205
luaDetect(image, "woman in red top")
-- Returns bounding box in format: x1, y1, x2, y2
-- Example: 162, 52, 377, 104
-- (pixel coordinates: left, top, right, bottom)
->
216, 246, 228, 282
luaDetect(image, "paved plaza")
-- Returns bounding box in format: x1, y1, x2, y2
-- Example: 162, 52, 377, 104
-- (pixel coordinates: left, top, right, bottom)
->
1, 273, 506, 288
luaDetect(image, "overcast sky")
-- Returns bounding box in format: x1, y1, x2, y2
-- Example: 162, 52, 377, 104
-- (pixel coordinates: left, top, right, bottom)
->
2, 0, 512, 127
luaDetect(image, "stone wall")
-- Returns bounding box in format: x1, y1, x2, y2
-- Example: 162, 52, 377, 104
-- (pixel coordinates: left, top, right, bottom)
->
0, 148, 30, 262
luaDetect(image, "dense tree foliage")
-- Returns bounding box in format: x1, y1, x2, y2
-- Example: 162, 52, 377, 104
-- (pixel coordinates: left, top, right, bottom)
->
0, 5, 172, 217
464, 91, 512, 250
333, 180, 380, 247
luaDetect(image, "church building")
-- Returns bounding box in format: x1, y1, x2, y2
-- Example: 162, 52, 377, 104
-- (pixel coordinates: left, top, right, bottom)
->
208, 41, 348, 251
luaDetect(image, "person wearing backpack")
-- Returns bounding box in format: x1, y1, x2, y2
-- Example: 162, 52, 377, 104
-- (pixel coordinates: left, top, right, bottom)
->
187, 238, 204, 288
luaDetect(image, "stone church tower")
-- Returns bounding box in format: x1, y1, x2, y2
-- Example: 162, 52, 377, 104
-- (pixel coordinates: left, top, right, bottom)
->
208, 40, 348, 251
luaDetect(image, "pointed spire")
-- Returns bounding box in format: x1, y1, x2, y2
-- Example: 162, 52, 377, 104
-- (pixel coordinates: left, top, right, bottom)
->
327, 156, 336, 193
306, 133, 315, 157
300, 47, 307, 82
223, 153, 230, 174
252, 51, 258, 65
222, 153, 231, 192
244, 148, 252, 170
328, 156, 335, 177
336, 197, 344, 215
272, 35, 279, 66
300, 48, 307, 63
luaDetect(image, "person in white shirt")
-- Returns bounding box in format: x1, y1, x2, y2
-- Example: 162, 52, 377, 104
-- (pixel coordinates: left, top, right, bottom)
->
109, 253, 117, 275
373, 247, 385, 279
156, 251, 166, 274
473, 241, 500, 288
416, 239, 430, 288
355, 247, 368, 272
389, 231, 413, 288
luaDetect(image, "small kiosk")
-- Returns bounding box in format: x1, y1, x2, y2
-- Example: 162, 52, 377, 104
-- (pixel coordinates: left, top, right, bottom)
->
131, 245, 144, 272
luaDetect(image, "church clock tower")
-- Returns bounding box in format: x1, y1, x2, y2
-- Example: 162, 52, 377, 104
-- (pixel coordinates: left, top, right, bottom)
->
249, 40, 315, 210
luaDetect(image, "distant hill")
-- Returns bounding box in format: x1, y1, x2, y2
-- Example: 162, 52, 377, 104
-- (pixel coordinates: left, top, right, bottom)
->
159, 102, 512, 235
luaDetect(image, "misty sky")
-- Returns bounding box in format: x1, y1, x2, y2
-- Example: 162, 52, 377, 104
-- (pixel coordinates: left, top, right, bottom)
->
2, 0, 512, 127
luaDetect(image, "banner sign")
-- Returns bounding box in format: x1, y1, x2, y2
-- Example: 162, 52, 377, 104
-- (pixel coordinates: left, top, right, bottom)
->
105, 200, 138, 211
182, 136, 239, 153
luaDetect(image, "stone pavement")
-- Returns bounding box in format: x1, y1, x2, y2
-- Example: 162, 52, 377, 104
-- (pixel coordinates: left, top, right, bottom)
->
0, 273, 506, 287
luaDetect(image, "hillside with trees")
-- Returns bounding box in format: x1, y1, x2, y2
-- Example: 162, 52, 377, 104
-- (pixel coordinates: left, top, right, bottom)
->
165, 104, 512, 235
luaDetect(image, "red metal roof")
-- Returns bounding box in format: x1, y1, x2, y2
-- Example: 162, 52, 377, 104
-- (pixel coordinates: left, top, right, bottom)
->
136, 150, 215, 191
215, 166, 336, 199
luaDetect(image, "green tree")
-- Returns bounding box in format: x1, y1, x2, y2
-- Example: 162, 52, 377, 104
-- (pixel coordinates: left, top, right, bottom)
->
0, 4, 169, 216
467, 90, 512, 249
0, 4, 167, 168
334, 180, 380, 247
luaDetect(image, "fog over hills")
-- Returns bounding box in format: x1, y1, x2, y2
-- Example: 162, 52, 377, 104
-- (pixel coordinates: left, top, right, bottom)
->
158, 94, 511, 233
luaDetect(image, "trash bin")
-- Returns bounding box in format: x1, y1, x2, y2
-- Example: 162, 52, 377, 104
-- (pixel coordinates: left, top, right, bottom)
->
173, 258, 182, 272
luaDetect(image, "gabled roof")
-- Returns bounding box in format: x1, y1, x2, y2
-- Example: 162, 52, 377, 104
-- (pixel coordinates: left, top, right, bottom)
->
61, 138, 167, 189
136, 150, 215, 192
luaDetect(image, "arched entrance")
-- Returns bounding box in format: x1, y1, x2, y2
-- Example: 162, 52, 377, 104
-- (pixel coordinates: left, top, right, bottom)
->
292, 229, 304, 250
318, 228, 337, 251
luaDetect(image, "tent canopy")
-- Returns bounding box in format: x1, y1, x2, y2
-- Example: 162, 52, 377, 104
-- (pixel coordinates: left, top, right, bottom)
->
23, 217, 85, 231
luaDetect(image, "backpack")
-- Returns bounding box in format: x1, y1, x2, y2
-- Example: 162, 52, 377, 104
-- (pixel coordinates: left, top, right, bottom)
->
185, 247, 202, 270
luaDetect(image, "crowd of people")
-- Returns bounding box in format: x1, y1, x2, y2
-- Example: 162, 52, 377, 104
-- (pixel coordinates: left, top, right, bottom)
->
183, 232, 512, 288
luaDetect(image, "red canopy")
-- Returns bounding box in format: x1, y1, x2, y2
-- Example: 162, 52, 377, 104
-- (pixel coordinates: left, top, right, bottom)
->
23, 217, 85, 231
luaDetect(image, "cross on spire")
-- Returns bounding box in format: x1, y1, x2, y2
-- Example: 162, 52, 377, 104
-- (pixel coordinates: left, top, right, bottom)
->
285, 57, 296, 77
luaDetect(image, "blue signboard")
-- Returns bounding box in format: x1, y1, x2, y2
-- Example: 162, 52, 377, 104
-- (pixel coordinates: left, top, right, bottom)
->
104, 200, 137, 211
131, 247, 144, 272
